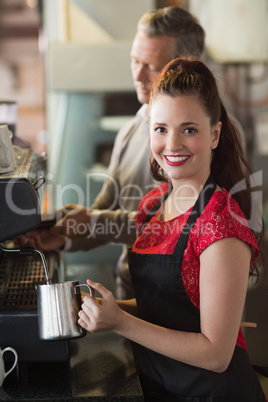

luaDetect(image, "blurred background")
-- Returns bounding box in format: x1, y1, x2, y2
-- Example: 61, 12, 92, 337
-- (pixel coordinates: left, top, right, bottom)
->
0, 0, 268, 371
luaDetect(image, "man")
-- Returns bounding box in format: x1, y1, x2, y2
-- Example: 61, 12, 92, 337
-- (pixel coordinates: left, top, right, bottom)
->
26, 6, 244, 298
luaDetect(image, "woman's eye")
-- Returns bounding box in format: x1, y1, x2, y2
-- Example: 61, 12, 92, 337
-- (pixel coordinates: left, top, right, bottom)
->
155, 127, 166, 134
184, 127, 196, 135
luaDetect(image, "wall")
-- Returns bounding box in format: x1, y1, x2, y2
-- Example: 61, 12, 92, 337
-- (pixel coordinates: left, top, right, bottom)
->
0, 0, 46, 154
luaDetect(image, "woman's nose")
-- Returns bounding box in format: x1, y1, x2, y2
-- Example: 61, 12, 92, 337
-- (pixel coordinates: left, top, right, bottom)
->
166, 132, 182, 151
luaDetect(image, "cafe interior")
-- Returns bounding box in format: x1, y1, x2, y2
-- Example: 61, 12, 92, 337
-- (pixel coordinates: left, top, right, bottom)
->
0, 0, 268, 400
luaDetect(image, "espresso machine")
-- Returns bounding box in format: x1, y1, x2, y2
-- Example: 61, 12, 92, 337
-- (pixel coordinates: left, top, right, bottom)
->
0, 129, 70, 362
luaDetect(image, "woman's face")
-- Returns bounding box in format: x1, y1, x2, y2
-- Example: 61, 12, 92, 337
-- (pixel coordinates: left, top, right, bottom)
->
150, 94, 221, 188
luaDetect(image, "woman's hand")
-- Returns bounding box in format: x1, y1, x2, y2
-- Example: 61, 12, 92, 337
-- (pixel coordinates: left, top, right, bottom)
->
78, 279, 124, 332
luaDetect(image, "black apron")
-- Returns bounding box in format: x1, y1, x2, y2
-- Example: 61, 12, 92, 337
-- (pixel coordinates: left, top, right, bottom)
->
129, 175, 266, 401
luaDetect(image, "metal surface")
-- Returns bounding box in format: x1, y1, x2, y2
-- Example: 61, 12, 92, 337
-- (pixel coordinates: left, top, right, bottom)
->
0, 146, 71, 362
0, 250, 70, 362
0, 148, 46, 242
36, 281, 91, 341
0, 247, 54, 310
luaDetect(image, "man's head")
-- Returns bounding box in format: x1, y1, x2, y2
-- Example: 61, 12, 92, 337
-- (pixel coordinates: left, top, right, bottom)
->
130, 6, 205, 104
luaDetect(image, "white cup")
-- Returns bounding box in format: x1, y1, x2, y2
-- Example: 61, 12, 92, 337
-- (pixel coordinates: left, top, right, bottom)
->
0, 347, 18, 387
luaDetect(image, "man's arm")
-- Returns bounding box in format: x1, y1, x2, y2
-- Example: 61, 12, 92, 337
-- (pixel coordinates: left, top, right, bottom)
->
56, 117, 139, 251
16, 116, 141, 253
69, 209, 136, 251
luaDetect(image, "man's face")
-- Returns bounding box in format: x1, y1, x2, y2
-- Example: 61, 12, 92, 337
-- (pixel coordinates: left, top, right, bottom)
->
130, 32, 175, 104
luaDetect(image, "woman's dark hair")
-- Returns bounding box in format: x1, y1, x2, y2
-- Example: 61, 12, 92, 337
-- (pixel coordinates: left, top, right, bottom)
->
149, 57, 264, 278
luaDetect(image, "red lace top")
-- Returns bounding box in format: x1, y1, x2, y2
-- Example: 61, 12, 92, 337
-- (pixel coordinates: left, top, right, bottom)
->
132, 183, 260, 350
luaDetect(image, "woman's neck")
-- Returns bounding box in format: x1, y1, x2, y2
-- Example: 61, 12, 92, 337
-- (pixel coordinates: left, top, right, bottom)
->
160, 175, 212, 221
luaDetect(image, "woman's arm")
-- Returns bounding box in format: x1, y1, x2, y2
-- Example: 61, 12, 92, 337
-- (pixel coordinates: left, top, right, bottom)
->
78, 237, 251, 372
116, 298, 138, 316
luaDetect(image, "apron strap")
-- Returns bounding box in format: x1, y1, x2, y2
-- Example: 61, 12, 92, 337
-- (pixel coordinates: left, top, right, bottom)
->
139, 185, 172, 235
173, 174, 216, 259
139, 175, 216, 243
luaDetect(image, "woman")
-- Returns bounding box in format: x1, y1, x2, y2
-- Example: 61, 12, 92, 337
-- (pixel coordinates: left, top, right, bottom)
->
78, 58, 266, 401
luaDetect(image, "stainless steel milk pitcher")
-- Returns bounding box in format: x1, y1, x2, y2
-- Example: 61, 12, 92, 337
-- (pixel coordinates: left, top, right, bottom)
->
36, 281, 92, 341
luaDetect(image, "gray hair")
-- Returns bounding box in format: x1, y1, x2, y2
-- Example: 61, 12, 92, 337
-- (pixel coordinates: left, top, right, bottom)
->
137, 6, 205, 59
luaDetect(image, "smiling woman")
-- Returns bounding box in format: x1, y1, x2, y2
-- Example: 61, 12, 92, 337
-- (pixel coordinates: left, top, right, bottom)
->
148, 58, 257, 227
77, 57, 266, 401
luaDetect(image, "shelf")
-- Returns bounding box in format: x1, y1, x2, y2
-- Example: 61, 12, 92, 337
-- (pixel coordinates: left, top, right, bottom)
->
47, 41, 134, 92
206, 47, 268, 64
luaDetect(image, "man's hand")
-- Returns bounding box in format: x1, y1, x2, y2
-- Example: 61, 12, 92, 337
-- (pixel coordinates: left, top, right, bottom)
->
16, 228, 66, 252
15, 204, 93, 251
51, 204, 92, 239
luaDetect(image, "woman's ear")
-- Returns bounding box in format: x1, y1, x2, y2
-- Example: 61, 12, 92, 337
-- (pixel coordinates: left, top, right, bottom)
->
211, 121, 222, 149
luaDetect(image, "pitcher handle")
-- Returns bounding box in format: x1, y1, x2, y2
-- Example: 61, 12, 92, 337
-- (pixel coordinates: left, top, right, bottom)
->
75, 283, 92, 297
75, 284, 93, 334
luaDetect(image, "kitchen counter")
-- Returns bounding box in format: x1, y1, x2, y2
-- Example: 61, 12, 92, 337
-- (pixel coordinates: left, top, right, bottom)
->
0, 331, 144, 401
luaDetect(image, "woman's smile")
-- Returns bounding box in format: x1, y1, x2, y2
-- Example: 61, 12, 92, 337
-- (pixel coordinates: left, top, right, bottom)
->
164, 155, 190, 166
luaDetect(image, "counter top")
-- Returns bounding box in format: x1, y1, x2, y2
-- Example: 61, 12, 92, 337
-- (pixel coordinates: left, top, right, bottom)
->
0, 331, 144, 401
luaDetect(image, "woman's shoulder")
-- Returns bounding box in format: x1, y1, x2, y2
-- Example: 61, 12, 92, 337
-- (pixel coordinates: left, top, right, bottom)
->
201, 188, 250, 230
206, 189, 246, 219
194, 189, 259, 257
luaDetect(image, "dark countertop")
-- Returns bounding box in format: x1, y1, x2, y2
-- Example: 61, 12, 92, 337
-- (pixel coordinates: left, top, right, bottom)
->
0, 331, 144, 401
